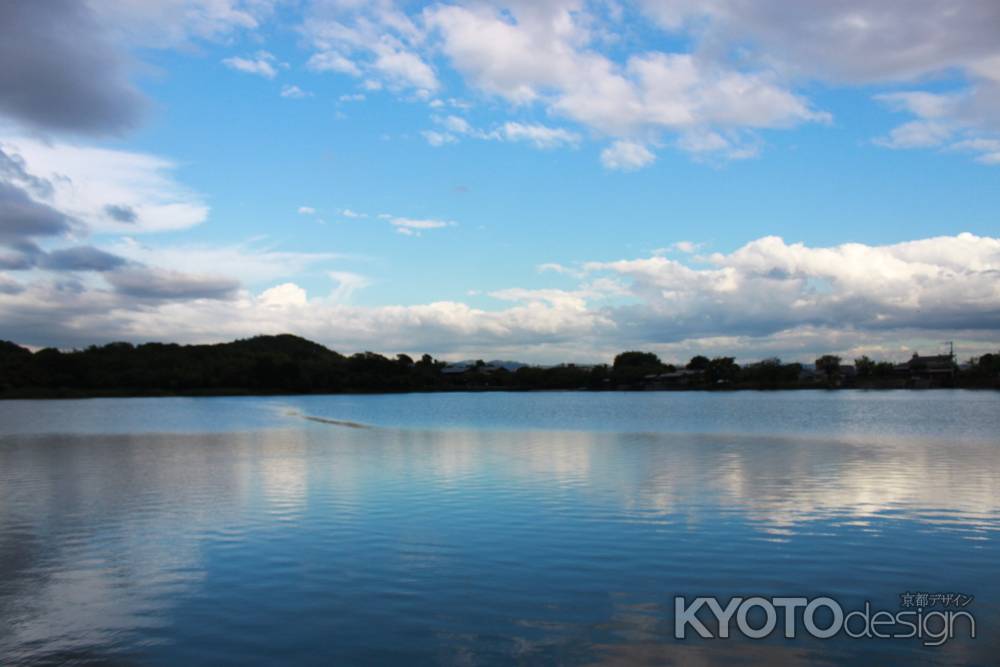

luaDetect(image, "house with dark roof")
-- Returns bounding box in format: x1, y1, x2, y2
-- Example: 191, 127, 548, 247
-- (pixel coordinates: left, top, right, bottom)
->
895, 353, 955, 387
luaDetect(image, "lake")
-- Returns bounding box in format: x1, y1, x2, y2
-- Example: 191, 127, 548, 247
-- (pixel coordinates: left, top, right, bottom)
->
1, 390, 998, 665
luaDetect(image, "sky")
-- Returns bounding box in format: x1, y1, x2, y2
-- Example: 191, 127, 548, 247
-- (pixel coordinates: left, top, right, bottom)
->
1, 0, 999, 364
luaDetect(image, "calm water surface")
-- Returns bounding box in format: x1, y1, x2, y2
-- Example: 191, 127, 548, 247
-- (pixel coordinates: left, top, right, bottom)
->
1, 391, 998, 665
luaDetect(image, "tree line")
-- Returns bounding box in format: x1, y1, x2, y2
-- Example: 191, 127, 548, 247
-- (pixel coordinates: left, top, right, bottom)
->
0, 334, 998, 398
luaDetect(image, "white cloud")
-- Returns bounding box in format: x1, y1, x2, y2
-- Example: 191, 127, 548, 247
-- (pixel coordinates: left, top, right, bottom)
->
637, 0, 1000, 85
0, 278, 612, 358
328, 270, 370, 303
388, 217, 456, 236
294, 1, 1000, 167
280, 84, 311, 99
340, 208, 366, 218
501, 122, 580, 149
259, 282, 307, 308
1, 137, 208, 234
584, 233, 1000, 346
877, 92, 956, 120
302, 3, 437, 94
104, 237, 343, 287
636, 2, 1000, 165
421, 130, 456, 147
74, 0, 1000, 169
951, 138, 1000, 164
3, 232, 999, 362
657, 241, 701, 254
297, 206, 316, 215
874, 89, 1000, 163
299, 0, 826, 165
538, 262, 583, 278
307, 51, 361, 77
372, 46, 439, 92
425, 2, 828, 163
222, 51, 279, 79
601, 140, 656, 171
439, 115, 472, 134
88, 0, 277, 48
874, 120, 954, 150
425, 115, 582, 151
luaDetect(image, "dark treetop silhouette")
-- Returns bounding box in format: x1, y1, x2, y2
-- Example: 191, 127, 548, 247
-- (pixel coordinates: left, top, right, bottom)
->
0, 335, 997, 398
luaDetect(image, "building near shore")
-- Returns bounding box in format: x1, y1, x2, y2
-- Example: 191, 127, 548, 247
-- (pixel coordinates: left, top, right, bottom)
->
895, 353, 956, 387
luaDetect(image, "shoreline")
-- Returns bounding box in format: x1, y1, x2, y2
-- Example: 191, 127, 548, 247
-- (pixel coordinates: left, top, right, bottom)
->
2, 384, 997, 400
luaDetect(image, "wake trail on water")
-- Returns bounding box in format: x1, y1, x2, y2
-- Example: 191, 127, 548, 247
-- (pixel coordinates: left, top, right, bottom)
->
283, 410, 372, 429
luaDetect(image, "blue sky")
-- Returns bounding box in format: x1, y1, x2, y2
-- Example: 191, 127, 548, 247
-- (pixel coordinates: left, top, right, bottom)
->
1, 1, 999, 363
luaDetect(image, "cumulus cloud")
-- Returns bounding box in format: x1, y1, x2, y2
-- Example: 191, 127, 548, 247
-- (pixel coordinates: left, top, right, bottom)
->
307, 51, 362, 77
223, 52, 279, 79
874, 119, 954, 150
638, 0, 1000, 84
585, 233, 1000, 345
636, 1, 1000, 164
873, 88, 1000, 163
423, 2, 828, 166
302, 2, 437, 95
373, 47, 439, 91
0, 274, 613, 355
259, 282, 308, 308
306, 0, 824, 159
290, 1, 1000, 167
2, 233, 997, 362
601, 141, 656, 171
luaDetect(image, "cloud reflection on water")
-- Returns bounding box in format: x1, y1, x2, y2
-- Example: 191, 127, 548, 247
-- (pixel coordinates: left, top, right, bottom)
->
0, 423, 997, 665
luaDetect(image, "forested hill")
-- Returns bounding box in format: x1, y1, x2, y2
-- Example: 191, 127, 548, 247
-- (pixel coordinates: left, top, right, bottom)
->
0, 334, 998, 398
